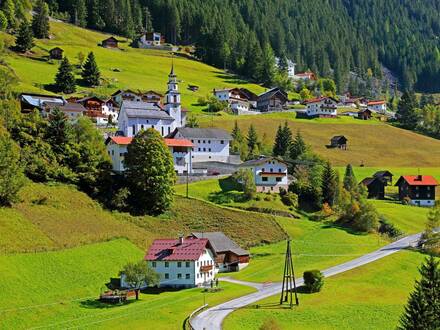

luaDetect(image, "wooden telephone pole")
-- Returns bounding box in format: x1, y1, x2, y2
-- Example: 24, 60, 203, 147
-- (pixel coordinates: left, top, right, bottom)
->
280, 239, 299, 308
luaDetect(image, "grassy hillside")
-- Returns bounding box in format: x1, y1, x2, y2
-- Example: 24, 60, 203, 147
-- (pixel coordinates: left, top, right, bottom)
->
0, 182, 286, 254
0, 21, 264, 114
0, 239, 255, 329
201, 113, 440, 167
224, 251, 429, 330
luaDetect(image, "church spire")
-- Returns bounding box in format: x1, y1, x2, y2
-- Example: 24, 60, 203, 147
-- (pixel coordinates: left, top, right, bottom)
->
169, 58, 175, 77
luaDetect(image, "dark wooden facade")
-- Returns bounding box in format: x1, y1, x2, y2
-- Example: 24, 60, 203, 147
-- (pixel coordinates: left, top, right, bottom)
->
360, 177, 386, 199
373, 171, 393, 185
102, 37, 119, 48
358, 109, 372, 120
330, 136, 348, 149
49, 47, 64, 60
395, 176, 437, 202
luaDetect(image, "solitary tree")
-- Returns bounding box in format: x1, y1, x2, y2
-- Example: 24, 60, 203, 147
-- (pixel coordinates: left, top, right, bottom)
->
125, 129, 176, 215
246, 124, 259, 159
397, 91, 419, 130
15, 20, 34, 53
399, 256, 440, 330
289, 131, 307, 160
273, 122, 292, 157
81, 52, 100, 86
321, 161, 338, 206
234, 168, 256, 201
119, 261, 160, 300
421, 203, 440, 254
0, 130, 25, 206
32, 0, 50, 39
55, 57, 76, 94
343, 164, 357, 192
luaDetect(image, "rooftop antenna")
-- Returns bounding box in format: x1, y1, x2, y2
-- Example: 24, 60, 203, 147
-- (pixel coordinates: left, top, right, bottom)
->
280, 239, 299, 308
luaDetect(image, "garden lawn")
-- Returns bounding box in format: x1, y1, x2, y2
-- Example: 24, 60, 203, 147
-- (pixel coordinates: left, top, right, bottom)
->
0, 239, 255, 329
222, 216, 385, 283
224, 250, 428, 330
201, 115, 440, 167
1, 21, 264, 114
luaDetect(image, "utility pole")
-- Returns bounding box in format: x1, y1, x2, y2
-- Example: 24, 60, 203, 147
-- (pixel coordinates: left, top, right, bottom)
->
280, 239, 299, 308
186, 161, 189, 198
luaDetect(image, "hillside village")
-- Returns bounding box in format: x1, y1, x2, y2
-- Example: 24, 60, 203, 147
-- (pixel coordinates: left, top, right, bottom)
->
0, 1, 439, 330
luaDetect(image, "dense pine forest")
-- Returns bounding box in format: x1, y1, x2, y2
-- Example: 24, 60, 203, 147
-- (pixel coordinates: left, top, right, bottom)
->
3, 0, 440, 93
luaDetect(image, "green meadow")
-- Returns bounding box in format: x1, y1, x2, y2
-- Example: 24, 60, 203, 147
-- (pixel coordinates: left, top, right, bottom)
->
224, 251, 430, 330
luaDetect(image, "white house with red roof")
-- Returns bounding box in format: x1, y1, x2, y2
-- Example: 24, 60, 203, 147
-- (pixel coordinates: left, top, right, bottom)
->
367, 100, 387, 114
105, 136, 193, 174
143, 236, 217, 288
304, 97, 338, 118
240, 156, 289, 193
293, 71, 317, 81
213, 88, 251, 114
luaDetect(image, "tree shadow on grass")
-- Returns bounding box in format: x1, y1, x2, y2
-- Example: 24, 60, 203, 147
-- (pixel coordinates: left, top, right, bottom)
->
211, 70, 250, 85
321, 222, 369, 236
79, 299, 137, 309
208, 176, 245, 204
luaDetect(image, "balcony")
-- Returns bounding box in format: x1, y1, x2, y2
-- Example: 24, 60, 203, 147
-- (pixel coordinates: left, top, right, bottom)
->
200, 265, 213, 272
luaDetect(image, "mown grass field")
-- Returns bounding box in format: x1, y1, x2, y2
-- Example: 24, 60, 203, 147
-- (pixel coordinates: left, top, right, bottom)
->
0, 239, 255, 329
201, 113, 440, 167
224, 251, 430, 330
1, 22, 264, 114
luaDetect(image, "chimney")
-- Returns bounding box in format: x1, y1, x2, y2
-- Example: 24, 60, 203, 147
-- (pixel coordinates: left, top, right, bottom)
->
178, 234, 184, 245
416, 175, 423, 181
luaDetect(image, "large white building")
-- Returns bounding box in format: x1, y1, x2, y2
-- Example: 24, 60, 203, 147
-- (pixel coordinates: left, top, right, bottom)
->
240, 156, 289, 193
367, 100, 387, 114
117, 65, 186, 137
105, 136, 193, 175
304, 97, 338, 118
170, 127, 232, 163
143, 237, 217, 288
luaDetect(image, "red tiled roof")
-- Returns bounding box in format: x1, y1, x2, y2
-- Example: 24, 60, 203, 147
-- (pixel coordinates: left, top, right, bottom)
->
400, 175, 438, 186
109, 136, 133, 145
145, 238, 210, 261
164, 138, 193, 147
108, 136, 193, 147
368, 100, 386, 105
303, 97, 325, 104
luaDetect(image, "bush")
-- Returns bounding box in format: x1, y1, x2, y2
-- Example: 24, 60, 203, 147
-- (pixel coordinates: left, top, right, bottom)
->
197, 96, 207, 106
378, 217, 403, 238
402, 196, 411, 205
303, 270, 324, 293
264, 195, 272, 201
255, 195, 262, 201
281, 192, 298, 208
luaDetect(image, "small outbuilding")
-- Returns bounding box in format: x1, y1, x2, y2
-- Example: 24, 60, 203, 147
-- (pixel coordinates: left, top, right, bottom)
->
360, 177, 387, 199
358, 109, 372, 120
373, 170, 393, 185
329, 135, 348, 149
49, 47, 64, 60
102, 37, 119, 48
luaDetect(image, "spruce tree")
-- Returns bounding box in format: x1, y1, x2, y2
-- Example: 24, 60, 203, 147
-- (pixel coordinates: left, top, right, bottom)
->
55, 57, 76, 94
231, 121, 243, 154
15, 20, 34, 53
273, 124, 284, 157
81, 52, 100, 86
289, 130, 307, 160
87, 0, 105, 30
246, 124, 259, 160
1, 0, 16, 30
73, 0, 87, 27
125, 129, 176, 215
397, 91, 419, 130
399, 256, 440, 330
32, 0, 50, 39
343, 164, 357, 192
273, 122, 292, 157
46, 107, 71, 157
321, 161, 338, 206
0, 11, 7, 32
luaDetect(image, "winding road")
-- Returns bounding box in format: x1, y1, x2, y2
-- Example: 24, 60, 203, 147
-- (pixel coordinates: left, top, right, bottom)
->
191, 231, 425, 330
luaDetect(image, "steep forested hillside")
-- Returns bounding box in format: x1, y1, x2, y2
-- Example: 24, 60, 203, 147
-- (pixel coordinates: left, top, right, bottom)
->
12, 0, 440, 92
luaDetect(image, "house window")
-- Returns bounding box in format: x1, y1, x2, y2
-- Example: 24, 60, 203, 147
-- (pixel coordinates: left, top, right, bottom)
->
152, 261, 156, 268
203, 140, 205, 143
279, 168, 282, 172
198, 148, 201, 152
111, 150, 114, 156
186, 261, 190, 267
177, 261, 182, 268
262, 177, 268, 182
132, 125, 136, 134
208, 148, 211, 152
276, 177, 282, 182
165, 262, 169, 268
208, 140, 211, 144
220, 140, 224, 144
151, 125, 154, 129
186, 274, 190, 279
119, 153, 124, 157
161, 127, 164, 136
141, 124, 144, 130
427, 193, 431, 198
427, 186, 431, 191
191, 140, 194, 143
270, 168, 273, 172
164, 273, 169, 279
203, 148, 206, 152
177, 273, 182, 279
198, 140, 200, 143
168, 127, 171, 134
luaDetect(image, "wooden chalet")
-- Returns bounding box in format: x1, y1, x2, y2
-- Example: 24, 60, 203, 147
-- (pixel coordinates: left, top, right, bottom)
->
257, 87, 289, 112
329, 135, 347, 149
358, 109, 372, 120
102, 37, 119, 48
76, 96, 105, 112
373, 171, 393, 185
360, 177, 386, 199
395, 175, 438, 207
49, 47, 64, 60
141, 90, 163, 104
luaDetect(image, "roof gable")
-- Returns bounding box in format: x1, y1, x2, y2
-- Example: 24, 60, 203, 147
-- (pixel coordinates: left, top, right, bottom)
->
144, 238, 212, 261
395, 175, 438, 186
190, 232, 249, 256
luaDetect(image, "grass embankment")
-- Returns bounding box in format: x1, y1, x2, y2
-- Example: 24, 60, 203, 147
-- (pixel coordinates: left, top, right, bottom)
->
0, 239, 255, 329
200, 114, 440, 167
1, 21, 264, 113
0, 182, 286, 254
224, 251, 429, 330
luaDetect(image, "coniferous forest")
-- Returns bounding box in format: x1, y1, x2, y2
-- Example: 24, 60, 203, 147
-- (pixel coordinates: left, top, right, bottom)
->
30, 0, 440, 93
